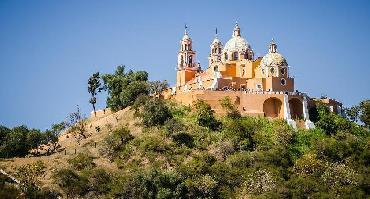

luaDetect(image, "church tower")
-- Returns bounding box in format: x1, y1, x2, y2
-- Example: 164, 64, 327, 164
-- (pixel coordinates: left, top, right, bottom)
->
259, 39, 294, 92
177, 26, 197, 70
208, 28, 222, 65
176, 25, 199, 88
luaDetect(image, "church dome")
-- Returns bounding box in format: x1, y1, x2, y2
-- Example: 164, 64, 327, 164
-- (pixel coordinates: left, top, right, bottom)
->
182, 33, 191, 41
223, 36, 251, 54
260, 39, 288, 68
222, 23, 253, 60
260, 52, 288, 68
212, 37, 221, 45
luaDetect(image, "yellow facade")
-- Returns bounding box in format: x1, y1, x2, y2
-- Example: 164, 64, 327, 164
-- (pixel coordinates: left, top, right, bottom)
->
167, 23, 340, 129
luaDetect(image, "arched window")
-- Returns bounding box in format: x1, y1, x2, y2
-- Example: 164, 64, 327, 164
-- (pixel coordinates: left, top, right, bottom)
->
280, 68, 285, 75
270, 67, 275, 74
214, 66, 218, 72
224, 53, 228, 60
189, 55, 193, 64
281, 78, 286, 86
233, 52, 239, 60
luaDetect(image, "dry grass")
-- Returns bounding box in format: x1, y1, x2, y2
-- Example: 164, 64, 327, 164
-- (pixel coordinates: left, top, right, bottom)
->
0, 107, 142, 189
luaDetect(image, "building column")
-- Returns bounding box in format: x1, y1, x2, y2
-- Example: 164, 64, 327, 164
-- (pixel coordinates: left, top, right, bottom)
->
284, 94, 296, 129
302, 95, 315, 129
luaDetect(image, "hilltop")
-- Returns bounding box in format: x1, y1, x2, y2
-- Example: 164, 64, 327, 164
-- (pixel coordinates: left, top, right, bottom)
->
0, 66, 369, 198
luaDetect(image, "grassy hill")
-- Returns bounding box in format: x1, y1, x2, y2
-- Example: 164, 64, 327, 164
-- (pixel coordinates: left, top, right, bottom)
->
1, 99, 369, 199
1, 66, 369, 198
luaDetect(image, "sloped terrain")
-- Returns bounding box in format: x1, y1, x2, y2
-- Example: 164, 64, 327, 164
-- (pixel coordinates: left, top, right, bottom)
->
0, 107, 139, 191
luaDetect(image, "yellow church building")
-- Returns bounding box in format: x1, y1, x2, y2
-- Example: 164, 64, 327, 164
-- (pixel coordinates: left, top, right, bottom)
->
166, 23, 342, 129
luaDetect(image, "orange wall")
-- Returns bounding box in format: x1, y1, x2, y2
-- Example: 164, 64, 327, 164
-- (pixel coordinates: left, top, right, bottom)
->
172, 90, 299, 119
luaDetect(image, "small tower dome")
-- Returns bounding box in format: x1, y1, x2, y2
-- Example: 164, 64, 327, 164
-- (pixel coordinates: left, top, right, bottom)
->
260, 39, 288, 68
260, 39, 289, 77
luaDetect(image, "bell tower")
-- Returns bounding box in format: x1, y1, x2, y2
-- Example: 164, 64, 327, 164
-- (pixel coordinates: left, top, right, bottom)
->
177, 25, 197, 70
176, 25, 199, 88
208, 28, 222, 65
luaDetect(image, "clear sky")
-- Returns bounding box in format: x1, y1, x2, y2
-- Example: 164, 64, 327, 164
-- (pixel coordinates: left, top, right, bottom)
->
1, 0, 370, 129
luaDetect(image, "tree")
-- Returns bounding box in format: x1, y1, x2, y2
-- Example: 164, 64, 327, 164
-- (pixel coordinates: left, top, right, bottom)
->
112, 125, 134, 146
102, 65, 149, 111
0, 126, 46, 158
149, 80, 168, 97
88, 72, 102, 117
139, 98, 172, 127
67, 106, 88, 144
99, 125, 134, 160
193, 100, 220, 130
359, 99, 370, 128
345, 105, 360, 122
44, 122, 67, 154
219, 97, 241, 119
5, 126, 29, 157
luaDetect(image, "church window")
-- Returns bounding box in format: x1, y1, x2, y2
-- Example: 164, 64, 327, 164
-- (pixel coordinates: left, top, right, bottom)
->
270, 67, 275, 74
281, 78, 286, 86
224, 53, 228, 60
256, 84, 262, 90
214, 66, 218, 71
189, 55, 193, 64
233, 52, 239, 60
280, 68, 285, 75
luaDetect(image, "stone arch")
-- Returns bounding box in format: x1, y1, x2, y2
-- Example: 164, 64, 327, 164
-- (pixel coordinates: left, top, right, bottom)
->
289, 98, 303, 120
263, 97, 282, 118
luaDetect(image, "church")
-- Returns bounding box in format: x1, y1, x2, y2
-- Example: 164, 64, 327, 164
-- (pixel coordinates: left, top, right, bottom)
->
166, 23, 342, 129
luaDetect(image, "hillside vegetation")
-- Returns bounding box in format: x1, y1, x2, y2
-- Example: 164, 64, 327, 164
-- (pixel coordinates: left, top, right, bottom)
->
0, 66, 369, 199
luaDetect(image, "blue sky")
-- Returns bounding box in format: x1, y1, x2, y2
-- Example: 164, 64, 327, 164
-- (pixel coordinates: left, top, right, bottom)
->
0, 0, 369, 129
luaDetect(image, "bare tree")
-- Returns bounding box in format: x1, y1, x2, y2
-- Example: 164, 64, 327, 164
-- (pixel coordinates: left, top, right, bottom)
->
67, 106, 88, 144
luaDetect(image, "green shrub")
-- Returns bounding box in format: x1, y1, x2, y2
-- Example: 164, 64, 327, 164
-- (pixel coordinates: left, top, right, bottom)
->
109, 169, 185, 199
85, 168, 112, 195
53, 169, 88, 197
172, 132, 194, 148
163, 118, 186, 136
167, 101, 191, 119
289, 128, 326, 160
193, 100, 221, 131
100, 125, 134, 161
68, 153, 95, 170
140, 98, 172, 127
219, 96, 241, 119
